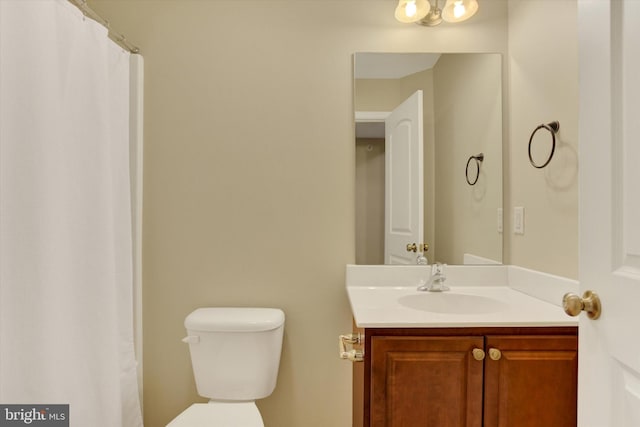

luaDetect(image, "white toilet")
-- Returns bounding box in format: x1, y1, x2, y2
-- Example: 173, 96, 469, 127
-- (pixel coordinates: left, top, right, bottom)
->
167, 307, 285, 427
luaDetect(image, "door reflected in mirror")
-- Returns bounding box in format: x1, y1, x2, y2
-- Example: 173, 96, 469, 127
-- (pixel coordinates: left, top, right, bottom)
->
354, 52, 503, 266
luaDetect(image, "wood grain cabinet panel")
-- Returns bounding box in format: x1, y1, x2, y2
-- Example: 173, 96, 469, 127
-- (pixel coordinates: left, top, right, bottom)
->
354, 327, 578, 427
371, 336, 484, 427
483, 335, 578, 427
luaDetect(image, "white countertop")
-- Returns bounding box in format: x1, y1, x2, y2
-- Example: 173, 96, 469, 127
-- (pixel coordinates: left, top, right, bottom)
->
346, 265, 579, 328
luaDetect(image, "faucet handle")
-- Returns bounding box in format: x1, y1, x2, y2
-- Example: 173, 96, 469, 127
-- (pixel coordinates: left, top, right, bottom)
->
426, 263, 449, 292
431, 262, 446, 278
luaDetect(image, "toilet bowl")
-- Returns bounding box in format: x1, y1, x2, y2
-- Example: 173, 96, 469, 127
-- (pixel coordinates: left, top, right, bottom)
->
166, 307, 285, 427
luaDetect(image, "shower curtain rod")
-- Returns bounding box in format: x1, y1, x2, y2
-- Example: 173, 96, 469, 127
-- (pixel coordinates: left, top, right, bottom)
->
68, 0, 140, 54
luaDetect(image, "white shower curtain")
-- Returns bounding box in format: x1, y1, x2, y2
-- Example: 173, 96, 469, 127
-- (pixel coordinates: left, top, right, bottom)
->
0, 1, 143, 426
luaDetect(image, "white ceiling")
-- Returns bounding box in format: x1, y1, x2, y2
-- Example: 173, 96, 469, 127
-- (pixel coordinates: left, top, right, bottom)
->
354, 52, 441, 79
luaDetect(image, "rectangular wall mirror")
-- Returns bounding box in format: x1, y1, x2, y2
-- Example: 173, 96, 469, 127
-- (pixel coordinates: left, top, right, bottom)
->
354, 52, 503, 266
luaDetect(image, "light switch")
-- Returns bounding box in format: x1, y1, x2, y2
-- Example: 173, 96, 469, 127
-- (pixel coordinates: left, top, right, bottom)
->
514, 207, 525, 235
497, 208, 503, 233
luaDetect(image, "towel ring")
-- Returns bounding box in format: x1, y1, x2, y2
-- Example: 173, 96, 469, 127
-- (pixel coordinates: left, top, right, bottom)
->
465, 153, 484, 186
528, 121, 560, 169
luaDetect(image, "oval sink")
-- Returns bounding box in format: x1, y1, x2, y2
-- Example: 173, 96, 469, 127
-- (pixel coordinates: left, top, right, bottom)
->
398, 292, 508, 314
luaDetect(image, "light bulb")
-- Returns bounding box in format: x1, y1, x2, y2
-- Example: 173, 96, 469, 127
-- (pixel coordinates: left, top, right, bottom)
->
405, 1, 417, 18
453, 1, 465, 18
442, 0, 478, 23
395, 0, 430, 23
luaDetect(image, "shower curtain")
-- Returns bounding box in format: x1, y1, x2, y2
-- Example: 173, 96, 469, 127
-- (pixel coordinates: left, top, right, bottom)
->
0, 1, 143, 426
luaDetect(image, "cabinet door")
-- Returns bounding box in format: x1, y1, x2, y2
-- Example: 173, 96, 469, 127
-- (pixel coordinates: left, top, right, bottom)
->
484, 335, 578, 427
371, 336, 484, 427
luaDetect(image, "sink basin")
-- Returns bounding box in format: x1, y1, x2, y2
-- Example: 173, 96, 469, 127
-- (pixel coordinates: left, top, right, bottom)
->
398, 292, 508, 314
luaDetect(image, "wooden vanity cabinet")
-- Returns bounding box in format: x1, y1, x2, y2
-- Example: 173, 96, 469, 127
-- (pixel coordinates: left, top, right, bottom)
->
371, 335, 485, 427
353, 327, 578, 427
483, 335, 578, 427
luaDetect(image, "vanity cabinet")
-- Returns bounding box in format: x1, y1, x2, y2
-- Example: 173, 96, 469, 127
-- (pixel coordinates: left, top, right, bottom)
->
353, 327, 577, 427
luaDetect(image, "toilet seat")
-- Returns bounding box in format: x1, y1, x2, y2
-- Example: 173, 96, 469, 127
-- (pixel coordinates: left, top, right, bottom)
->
166, 402, 264, 427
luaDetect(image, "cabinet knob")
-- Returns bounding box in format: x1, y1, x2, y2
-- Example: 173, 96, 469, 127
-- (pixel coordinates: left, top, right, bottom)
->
562, 290, 602, 320
472, 348, 485, 361
489, 348, 502, 361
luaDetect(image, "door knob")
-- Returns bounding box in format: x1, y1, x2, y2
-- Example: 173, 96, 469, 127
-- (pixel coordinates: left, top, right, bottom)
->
562, 290, 602, 320
406, 243, 429, 253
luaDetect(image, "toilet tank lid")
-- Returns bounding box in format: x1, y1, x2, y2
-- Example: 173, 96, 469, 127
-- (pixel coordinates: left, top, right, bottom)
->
184, 307, 285, 332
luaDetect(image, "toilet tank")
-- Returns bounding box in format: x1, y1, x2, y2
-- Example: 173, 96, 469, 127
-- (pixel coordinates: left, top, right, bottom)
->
183, 307, 285, 401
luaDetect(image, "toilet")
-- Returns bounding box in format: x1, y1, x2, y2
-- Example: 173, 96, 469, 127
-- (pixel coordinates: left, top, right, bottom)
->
167, 307, 285, 427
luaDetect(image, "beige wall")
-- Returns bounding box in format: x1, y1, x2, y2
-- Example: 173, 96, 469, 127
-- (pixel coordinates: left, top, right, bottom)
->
433, 54, 503, 265
355, 138, 384, 265
89, 1, 508, 426
506, 0, 579, 278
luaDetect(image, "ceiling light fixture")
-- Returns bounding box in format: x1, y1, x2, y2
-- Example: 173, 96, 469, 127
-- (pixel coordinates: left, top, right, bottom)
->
394, 0, 431, 24
441, 0, 479, 23
395, 0, 479, 26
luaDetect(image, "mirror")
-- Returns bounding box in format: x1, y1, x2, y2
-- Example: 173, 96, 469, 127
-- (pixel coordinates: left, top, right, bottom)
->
354, 52, 503, 266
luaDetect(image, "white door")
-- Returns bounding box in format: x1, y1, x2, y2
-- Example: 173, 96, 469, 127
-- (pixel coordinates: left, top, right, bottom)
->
578, 1, 640, 426
384, 90, 424, 264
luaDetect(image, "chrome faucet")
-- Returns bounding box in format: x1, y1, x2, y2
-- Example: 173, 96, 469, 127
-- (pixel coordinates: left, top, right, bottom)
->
417, 262, 450, 292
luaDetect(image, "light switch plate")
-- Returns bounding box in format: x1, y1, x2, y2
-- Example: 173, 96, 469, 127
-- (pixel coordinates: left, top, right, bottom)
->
514, 207, 525, 235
